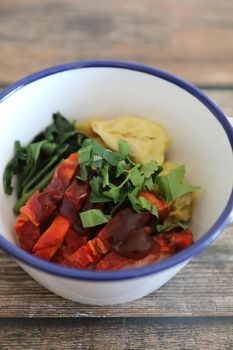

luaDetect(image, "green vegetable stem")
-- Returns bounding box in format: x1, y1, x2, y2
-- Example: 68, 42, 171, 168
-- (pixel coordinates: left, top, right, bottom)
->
3, 112, 86, 213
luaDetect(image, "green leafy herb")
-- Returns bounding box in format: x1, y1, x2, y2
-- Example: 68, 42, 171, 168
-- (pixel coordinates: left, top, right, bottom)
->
13, 165, 56, 214
3, 112, 86, 213
75, 138, 200, 220
5, 114, 200, 225
103, 185, 121, 203
102, 164, 110, 188
156, 165, 200, 202
128, 190, 158, 218
33, 112, 74, 142
78, 145, 92, 164
143, 177, 154, 191
41, 141, 57, 156
79, 209, 110, 228
76, 165, 88, 182
90, 176, 103, 194
141, 161, 159, 178
116, 160, 128, 177
118, 139, 131, 157
82, 139, 124, 166
138, 196, 158, 217
129, 167, 145, 188
89, 192, 113, 203
110, 185, 130, 216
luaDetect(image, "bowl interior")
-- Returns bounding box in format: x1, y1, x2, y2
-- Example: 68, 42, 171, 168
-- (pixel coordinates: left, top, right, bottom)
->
0, 66, 232, 247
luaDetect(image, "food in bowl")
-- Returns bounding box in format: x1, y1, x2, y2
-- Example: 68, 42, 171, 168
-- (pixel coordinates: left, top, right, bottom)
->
3, 113, 200, 271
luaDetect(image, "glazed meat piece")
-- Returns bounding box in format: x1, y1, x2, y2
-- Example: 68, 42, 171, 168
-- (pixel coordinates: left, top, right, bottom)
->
15, 213, 40, 252
33, 215, 70, 260
20, 191, 57, 227
45, 152, 79, 201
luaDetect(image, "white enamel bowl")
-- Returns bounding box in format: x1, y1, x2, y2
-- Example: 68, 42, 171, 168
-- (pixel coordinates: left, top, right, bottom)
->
0, 61, 233, 305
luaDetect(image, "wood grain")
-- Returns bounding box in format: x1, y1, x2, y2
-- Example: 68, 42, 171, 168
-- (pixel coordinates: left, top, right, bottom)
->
206, 89, 233, 117
0, 317, 233, 350
1, 2, 233, 349
0, 0, 233, 85
1, 225, 232, 318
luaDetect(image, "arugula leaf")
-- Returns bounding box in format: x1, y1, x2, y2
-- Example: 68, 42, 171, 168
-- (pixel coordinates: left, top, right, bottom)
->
156, 165, 200, 202
79, 209, 110, 228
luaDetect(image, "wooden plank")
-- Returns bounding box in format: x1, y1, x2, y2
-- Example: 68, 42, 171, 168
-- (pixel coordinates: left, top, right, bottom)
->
0, 225, 232, 318
0, 0, 233, 85
0, 317, 233, 350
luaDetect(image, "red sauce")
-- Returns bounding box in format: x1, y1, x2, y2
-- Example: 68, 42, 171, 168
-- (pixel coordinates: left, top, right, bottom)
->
114, 228, 157, 259
98, 208, 156, 259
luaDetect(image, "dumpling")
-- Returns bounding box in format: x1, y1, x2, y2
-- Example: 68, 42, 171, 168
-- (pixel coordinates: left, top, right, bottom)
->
75, 118, 105, 146
91, 116, 170, 164
165, 193, 194, 224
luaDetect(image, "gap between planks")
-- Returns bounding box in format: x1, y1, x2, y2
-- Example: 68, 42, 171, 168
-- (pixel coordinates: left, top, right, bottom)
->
0, 317, 233, 350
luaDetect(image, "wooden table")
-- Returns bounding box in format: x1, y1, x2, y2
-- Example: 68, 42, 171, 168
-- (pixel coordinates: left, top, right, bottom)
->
0, 1, 233, 349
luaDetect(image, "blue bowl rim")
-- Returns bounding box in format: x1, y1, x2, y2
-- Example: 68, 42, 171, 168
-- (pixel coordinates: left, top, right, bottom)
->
0, 59, 233, 281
